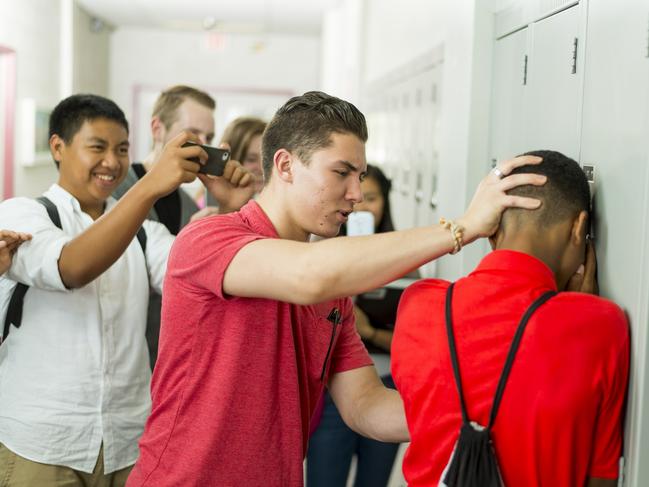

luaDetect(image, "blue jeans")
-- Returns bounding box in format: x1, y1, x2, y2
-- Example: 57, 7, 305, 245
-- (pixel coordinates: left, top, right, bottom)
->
306, 375, 400, 487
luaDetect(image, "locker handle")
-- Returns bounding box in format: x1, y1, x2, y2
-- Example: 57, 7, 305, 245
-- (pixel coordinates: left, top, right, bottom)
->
430, 195, 438, 210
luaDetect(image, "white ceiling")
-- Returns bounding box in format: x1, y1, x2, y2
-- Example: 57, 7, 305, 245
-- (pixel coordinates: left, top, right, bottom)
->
76, 0, 342, 36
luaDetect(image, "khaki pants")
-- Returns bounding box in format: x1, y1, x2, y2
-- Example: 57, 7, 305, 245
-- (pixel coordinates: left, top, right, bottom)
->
0, 442, 132, 487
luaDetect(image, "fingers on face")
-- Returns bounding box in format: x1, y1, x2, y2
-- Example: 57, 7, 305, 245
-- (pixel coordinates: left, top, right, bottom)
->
584, 241, 598, 276
239, 172, 253, 188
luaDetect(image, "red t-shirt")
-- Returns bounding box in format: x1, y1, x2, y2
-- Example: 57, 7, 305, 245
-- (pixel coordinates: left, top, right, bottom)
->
127, 201, 372, 487
392, 250, 629, 487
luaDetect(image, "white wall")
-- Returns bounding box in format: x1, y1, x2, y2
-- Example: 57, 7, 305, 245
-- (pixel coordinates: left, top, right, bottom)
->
0, 0, 112, 198
73, 3, 112, 96
322, 0, 492, 280
0, 0, 62, 198
109, 27, 321, 150
320, 0, 365, 101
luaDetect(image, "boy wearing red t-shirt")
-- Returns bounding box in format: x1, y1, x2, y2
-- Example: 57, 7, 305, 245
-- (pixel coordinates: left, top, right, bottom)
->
392, 150, 629, 487
127, 92, 549, 487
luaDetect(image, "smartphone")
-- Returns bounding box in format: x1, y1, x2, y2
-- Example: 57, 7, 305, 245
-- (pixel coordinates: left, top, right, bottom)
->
347, 211, 375, 236
182, 142, 230, 176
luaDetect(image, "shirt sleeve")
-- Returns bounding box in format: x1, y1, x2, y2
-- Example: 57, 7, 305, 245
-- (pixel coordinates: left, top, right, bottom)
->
0, 198, 71, 291
142, 219, 175, 295
166, 214, 265, 299
329, 297, 373, 374
588, 305, 630, 479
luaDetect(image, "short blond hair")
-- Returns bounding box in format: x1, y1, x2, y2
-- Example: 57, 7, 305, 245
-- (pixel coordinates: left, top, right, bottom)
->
152, 85, 216, 130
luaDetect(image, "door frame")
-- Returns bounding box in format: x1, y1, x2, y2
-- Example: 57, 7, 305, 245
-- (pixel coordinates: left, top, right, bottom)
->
0, 45, 16, 199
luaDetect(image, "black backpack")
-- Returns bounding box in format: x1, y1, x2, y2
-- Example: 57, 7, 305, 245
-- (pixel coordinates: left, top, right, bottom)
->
440, 282, 556, 487
1, 196, 147, 345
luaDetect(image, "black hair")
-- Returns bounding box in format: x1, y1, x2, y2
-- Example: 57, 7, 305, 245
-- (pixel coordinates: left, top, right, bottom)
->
365, 164, 394, 233
342, 164, 394, 236
261, 91, 367, 181
506, 150, 590, 226
49, 94, 129, 167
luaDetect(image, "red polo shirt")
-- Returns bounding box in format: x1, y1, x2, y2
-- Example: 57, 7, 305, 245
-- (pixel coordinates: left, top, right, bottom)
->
392, 250, 629, 487
127, 201, 372, 487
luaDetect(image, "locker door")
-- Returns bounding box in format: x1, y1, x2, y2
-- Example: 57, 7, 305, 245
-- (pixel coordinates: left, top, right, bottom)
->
524, 4, 583, 158
579, 1, 649, 485
413, 65, 442, 278
490, 27, 529, 166
413, 66, 441, 230
399, 84, 417, 230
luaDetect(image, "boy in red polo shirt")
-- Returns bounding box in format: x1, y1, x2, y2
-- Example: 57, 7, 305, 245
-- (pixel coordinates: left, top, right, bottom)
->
127, 92, 548, 487
392, 150, 629, 487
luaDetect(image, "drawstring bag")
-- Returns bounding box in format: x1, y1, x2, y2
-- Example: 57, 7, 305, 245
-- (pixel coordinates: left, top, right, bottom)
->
439, 283, 556, 487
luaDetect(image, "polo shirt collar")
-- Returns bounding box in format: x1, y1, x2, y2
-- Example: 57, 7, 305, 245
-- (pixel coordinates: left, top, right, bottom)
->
471, 249, 558, 291
239, 200, 280, 238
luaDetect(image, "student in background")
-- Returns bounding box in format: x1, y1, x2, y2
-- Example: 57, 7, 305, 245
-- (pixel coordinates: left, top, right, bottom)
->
0, 93, 251, 487
114, 85, 217, 232
113, 85, 254, 367
202, 116, 267, 209
221, 116, 267, 194
307, 164, 406, 487
0, 231, 31, 276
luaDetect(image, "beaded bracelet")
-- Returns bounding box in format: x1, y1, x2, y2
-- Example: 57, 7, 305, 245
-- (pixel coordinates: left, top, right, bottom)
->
439, 218, 464, 255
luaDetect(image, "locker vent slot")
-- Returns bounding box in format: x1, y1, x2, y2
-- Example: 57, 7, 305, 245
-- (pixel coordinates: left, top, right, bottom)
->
495, 4, 525, 39
539, 0, 579, 18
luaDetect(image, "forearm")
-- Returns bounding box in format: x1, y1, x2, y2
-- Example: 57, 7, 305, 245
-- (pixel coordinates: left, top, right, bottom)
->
59, 181, 157, 288
226, 223, 459, 304
301, 224, 457, 302
345, 386, 409, 443
368, 328, 393, 352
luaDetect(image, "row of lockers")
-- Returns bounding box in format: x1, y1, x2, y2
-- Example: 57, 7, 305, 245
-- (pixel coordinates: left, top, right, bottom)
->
490, 1, 649, 485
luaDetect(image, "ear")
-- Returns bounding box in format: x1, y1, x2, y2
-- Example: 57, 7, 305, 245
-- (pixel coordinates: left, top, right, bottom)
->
488, 235, 497, 251
151, 116, 165, 144
488, 215, 507, 250
49, 134, 65, 166
273, 148, 293, 183
570, 210, 589, 245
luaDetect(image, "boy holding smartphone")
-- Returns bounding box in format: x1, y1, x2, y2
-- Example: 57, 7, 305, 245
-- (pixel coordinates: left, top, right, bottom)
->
0, 93, 251, 487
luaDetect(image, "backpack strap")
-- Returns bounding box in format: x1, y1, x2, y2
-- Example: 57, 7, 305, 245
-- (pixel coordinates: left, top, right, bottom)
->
445, 282, 556, 429
487, 289, 555, 429
35, 196, 62, 229
445, 283, 470, 424
2, 197, 63, 343
2, 197, 146, 344
136, 226, 147, 254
